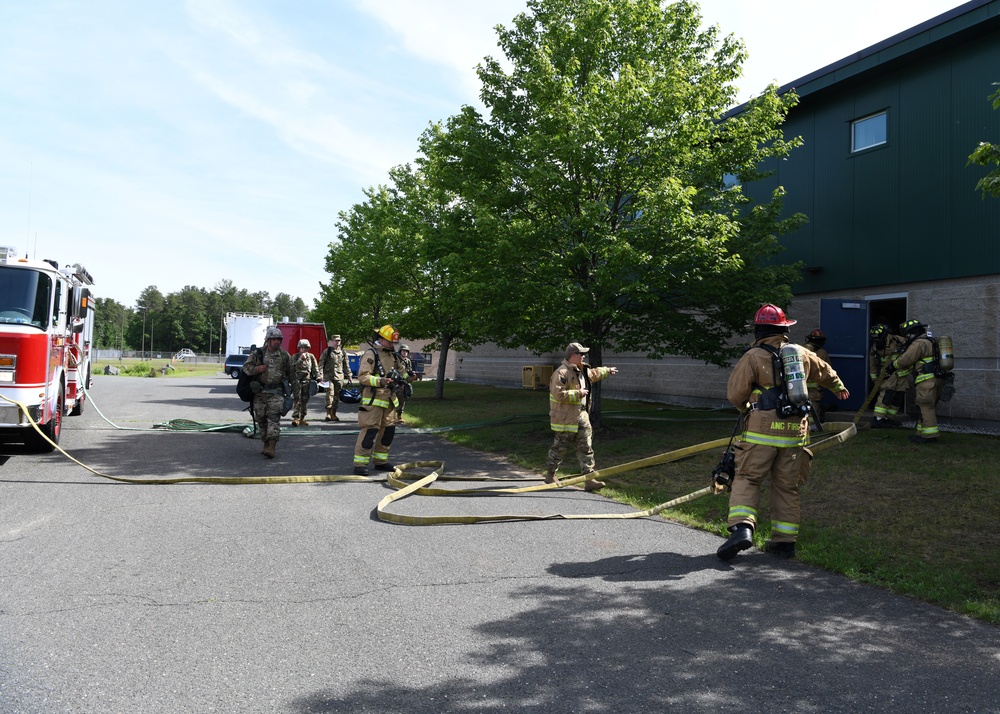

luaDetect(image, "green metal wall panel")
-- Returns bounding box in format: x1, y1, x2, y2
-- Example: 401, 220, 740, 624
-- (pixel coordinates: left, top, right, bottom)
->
774, 115, 814, 269
897, 62, 953, 281
745, 18, 1000, 294
850, 83, 899, 286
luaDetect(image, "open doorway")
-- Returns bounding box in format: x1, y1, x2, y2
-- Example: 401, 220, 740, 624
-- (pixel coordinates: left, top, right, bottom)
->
867, 295, 907, 335
865, 293, 908, 403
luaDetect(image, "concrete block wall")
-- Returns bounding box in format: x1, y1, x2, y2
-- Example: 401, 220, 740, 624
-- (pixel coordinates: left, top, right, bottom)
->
788, 275, 1000, 423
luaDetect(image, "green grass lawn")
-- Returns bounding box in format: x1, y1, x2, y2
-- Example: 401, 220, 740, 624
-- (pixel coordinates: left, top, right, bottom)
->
95, 358, 225, 378
402, 380, 1000, 625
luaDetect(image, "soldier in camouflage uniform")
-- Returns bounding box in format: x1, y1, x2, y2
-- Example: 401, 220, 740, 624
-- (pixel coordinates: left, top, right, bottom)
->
290, 339, 319, 427
242, 326, 293, 458
320, 335, 353, 422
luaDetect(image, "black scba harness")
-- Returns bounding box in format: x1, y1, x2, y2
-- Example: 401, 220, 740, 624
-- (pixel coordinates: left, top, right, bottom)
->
360, 344, 412, 406
901, 334, 944, 378
750, 344, 809, 419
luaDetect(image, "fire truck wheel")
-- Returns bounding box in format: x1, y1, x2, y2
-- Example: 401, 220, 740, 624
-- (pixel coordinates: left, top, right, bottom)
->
28, 387, 63, 453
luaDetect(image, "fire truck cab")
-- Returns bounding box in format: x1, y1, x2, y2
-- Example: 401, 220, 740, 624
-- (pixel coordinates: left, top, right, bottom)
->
0, 246, 95, 452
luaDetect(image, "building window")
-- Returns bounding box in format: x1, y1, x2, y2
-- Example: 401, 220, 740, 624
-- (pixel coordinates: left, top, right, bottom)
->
851, 111, 887, 152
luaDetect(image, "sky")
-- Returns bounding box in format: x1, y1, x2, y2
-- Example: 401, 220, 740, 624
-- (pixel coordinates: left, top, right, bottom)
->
0, 0, 967, 308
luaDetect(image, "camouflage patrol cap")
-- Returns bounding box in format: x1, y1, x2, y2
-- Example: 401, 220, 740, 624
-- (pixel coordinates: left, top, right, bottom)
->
399, 344, 410, 352
329, 335, 341, 341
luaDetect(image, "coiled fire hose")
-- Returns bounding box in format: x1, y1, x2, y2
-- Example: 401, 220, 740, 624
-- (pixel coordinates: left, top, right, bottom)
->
0, 392, 856, 526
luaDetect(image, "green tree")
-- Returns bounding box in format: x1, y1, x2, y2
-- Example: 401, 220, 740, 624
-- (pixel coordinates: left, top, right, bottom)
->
427, 0, 803, 421
272, 293, 306, 321
380, 161, 489, 397
92, 297, 130, 352
130, 286, 165, 355
313, 186, 411, 346
164, 286, 209, 352
968, 83, 1000, 198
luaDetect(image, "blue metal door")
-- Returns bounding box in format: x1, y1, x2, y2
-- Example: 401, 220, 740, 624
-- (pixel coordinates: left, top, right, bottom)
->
818, 298, 869, 412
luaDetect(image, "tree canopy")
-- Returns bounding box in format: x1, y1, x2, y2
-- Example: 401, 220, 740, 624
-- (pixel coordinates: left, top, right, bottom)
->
968, 83, 1000, 198
313, 0, 806, 413
424, 0, 802, 369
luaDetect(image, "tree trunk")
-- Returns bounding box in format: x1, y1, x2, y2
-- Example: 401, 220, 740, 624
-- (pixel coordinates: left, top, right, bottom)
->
435, 333, 452, 399
589, 341, 604, 430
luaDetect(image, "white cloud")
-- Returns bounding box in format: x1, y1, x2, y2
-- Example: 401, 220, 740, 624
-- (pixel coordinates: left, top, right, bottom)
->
352, 0, 527, 96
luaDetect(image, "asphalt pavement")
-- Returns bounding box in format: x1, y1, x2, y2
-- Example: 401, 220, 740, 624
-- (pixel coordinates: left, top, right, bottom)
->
1, 375, 998, 713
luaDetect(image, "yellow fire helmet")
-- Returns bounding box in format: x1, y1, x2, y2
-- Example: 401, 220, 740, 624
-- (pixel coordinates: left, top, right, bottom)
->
377, 324, 399, 343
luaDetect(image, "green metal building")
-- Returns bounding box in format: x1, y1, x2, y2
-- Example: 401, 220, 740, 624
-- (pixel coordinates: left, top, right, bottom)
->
745, 0, 1000, 422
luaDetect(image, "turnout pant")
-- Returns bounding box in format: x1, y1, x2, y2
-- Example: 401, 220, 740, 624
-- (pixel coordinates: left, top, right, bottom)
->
727, 442, 813, 543
915, 377, 943, 439
353, 404, 399, 468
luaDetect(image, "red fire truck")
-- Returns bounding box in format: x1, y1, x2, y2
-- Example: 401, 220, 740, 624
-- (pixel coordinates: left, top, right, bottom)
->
0, 246, 95, 451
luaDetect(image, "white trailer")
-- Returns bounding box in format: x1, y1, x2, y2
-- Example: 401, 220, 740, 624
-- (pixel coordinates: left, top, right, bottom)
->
223, 313, 273, 356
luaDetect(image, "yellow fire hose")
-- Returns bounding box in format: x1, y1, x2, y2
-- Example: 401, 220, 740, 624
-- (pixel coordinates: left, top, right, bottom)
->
0, 393, 855, 525
851, 355, 894, 425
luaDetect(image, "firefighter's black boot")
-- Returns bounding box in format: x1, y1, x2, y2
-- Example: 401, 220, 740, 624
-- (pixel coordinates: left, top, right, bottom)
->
717, 524, 754, 561
764, 541, 796, 559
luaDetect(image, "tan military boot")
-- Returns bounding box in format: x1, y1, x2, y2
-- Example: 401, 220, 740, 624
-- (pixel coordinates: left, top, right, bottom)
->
583, 471, 605, 491
299, 418, 309, 426
262, 440, 277, 458
325, 409, 334, 422
290, 418, 299, 427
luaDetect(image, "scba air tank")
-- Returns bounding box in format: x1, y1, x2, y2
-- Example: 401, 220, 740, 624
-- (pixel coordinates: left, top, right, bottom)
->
779, 343, 810, 406
937, 335, 954, 371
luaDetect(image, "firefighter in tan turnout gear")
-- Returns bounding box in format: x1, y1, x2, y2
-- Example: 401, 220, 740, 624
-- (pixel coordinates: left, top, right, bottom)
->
869, 323, 908, 428
802, 328, 829, 429
545, 342, 619, 492
242, 326, 293, 459
717, 304, 849, 561
352, 324, 405, 476
892, 319, 944, 444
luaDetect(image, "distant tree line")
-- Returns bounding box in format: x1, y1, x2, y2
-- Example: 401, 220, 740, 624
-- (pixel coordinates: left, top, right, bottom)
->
93, 279, 309, 355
